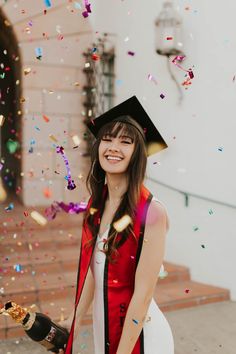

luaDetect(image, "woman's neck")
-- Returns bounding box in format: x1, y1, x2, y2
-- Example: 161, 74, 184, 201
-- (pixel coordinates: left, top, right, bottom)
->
106, 173, 128, 204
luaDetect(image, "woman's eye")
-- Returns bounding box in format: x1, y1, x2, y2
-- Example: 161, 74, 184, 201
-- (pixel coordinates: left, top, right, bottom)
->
102, 138, 131, 144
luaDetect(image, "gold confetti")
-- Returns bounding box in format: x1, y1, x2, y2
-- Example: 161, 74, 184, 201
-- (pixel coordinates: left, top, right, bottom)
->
49, 134, 58, 142
23, 67, 31, 75
113, 215, 132, 232
72, 135, 81, 146
89, 207, 98, 215
4, 19, 11, 27
0, 115, 5, 127
74, 82, 80, 87
30, 211, 47, 226
19, 97, 26, 103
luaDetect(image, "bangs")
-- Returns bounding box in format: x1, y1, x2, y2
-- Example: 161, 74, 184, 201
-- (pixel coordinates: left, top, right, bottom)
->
100, 121, 137, 142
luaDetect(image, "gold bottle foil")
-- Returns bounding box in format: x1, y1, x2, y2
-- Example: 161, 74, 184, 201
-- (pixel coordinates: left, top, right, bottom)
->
0, 302, 28, 323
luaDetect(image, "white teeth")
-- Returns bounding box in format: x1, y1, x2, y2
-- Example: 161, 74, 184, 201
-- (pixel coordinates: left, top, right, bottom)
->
106, 156, 122, 161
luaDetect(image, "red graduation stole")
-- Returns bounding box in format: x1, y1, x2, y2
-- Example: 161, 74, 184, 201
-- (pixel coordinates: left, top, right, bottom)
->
65, 183, 153, 354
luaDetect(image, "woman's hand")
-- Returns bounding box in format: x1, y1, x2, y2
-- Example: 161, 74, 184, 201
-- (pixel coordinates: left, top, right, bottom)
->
52, 349, 65, 354
51, 319, 71, 354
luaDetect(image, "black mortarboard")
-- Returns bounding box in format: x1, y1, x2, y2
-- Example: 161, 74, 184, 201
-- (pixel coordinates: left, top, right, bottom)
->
86, 95, 168, 156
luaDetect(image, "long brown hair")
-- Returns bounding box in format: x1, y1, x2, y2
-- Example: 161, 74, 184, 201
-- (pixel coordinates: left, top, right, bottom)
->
83, 115, 147, 262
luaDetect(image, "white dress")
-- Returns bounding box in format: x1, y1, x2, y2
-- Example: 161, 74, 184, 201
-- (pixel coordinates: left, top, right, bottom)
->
90, 197, 174, 354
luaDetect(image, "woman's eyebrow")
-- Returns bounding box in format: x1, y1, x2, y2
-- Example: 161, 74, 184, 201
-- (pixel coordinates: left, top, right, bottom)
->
103, 133, 132, 140
118, 135, 133, 139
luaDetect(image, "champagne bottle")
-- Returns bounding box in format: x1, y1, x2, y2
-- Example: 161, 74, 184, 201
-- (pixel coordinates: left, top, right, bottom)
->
0, 301, 69, 353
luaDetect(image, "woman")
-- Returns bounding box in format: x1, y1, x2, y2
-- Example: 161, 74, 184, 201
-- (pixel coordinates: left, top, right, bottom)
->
55, 96, 174, 354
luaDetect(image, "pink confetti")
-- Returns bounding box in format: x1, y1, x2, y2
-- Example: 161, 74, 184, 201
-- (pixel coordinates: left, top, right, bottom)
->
148, 74, 158, 85
172, 55, 194, 80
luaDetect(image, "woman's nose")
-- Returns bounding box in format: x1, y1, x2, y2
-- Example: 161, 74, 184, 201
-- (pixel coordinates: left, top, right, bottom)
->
108, 140, 120, 151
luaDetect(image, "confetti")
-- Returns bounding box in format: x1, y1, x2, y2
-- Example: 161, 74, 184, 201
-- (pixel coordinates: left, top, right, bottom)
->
166, 37, 173, 40
193, 226, 199, 231
14, 264, 22, 272
218, 146, 223, 152
185, 289, 190, 293
35, 47, 43, 60
82, 0, 92, 18
113, 215, 132, 232
0, 115, 5, 127
30, 211, 48, 226
49, 134, 58, 142
201, 244, 205, 249
45, 201, 87, 220
43, 187, 52, 198
148, 74, 158, 85
127, 51, 135, 56
6, 139, 19, 154
160, 93, 165, 99
89, 207, 98, 215
5, 203, 14, 212
91, 53, 100, 61
172, 55, 194, 80
72, 135, 81, 146
43, 114, 50, 123
208, 209, 213, 215
132, 319, 139, 325
23, 67, 31, 75
56, 146, 76, 190
44, 0, 52, 8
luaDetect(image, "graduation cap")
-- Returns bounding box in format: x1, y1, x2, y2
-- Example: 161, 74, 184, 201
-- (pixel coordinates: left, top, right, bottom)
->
86, 95, 168, 156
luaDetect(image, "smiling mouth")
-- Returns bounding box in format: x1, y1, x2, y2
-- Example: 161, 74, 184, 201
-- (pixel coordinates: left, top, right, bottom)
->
105, 156, 124, 162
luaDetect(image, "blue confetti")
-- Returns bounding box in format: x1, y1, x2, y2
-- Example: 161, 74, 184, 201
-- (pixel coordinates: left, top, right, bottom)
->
5, 203, 14, 212
44, 0, 51, 8
132, 318, 139, 325
14, 264, 22, 272
35, 47, 43, 59
74, 2, 82, 9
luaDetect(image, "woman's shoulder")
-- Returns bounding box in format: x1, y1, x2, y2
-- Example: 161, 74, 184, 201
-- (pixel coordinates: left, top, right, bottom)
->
149, 196, 170, 232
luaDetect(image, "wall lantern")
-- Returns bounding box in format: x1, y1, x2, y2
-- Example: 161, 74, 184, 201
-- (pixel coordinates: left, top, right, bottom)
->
155, 1, 185, 102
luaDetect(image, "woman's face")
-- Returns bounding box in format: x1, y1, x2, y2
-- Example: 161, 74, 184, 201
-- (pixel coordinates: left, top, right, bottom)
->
98, 128, 135, 175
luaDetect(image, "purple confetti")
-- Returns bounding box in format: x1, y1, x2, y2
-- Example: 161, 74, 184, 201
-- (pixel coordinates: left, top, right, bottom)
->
56, 146, 76, 190
128, 51, 135, 56
45, 201, 87, 220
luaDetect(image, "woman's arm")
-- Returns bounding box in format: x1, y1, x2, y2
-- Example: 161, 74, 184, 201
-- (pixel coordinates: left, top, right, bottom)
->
116, 200, 168, 354
69, 266, 95, 332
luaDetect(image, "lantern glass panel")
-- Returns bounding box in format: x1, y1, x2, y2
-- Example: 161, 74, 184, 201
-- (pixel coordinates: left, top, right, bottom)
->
155, 1, 184, 56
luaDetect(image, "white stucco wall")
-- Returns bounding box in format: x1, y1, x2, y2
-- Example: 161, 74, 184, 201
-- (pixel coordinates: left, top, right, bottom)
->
93, 0, 236, 298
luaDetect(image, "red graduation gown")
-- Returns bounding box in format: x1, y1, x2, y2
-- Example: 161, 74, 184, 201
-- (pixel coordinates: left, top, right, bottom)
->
65, 183, 153, 354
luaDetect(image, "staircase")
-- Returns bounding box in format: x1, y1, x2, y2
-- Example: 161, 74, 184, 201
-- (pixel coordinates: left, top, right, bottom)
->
0, 200, 230, 339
